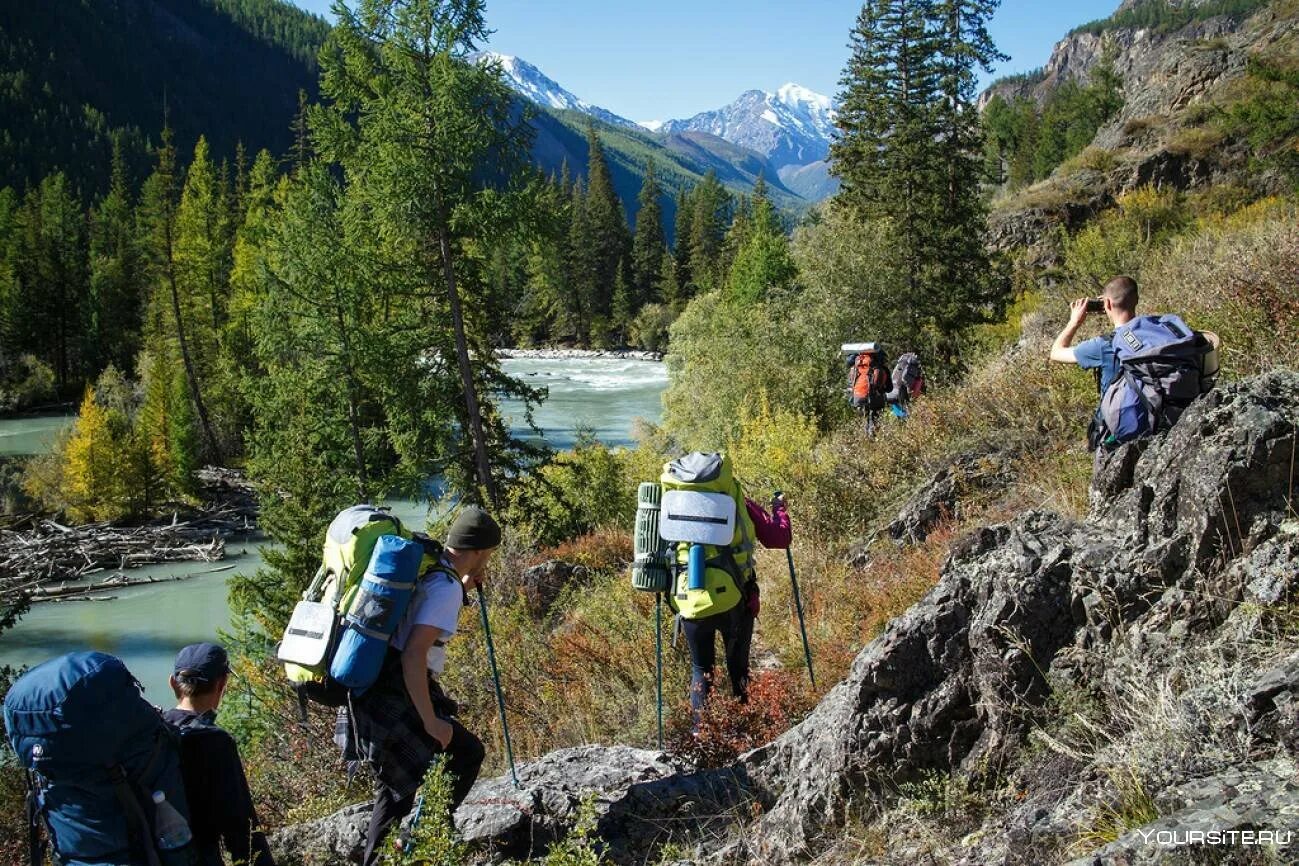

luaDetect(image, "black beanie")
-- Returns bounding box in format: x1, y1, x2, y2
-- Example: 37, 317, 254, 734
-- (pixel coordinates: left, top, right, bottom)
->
446, 506, 502, 551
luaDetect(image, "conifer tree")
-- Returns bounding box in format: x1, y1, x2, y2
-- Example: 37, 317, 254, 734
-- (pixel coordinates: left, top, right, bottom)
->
687, 170, 731, 294
138, 127, 223, 464
673, 188, 694, 295
610, 261, 632, 346
728, 176, 796, 305
16, 173, 88, 389
631, 160, 666, 309
834, 0, 1007, 364
564, 178, 595, 342
582, 125, 631, 333
89, 138, 141, 374
310, 0, 541, 507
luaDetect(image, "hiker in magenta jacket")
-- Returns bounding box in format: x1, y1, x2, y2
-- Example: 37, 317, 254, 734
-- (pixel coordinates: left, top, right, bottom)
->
682, 492, 792, 724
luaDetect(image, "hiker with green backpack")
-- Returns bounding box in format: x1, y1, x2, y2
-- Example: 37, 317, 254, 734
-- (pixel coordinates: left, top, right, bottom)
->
343, 506, 499, 866
655, 452, 791, 727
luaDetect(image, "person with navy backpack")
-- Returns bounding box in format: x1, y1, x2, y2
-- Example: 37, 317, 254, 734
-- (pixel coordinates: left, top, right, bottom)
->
340, 506, 500, 866
4, 651, 198, 866
1050, 275, 1218, 457
162, 643, 275, 866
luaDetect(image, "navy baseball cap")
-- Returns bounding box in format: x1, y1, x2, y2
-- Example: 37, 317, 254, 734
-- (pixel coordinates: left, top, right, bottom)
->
173, 642, 231, 682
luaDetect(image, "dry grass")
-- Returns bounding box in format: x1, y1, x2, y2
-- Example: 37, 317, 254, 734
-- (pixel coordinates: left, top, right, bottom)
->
1165, 124, 1228, 159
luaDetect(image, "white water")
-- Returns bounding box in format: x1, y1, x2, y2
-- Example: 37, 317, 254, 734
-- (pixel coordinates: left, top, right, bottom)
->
0, 357, 668, 697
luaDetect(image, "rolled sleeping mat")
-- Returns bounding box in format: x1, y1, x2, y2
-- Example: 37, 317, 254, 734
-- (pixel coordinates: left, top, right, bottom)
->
330, 534, 425, 692
632, 482, 670, 593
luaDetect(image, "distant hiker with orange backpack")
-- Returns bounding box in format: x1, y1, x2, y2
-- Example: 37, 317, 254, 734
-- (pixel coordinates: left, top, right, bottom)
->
845, 342, 892, 434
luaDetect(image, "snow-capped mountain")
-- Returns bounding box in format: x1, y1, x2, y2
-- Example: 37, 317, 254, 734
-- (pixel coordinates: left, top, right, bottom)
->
473, 52, 639, 130
658, 84, 838, 171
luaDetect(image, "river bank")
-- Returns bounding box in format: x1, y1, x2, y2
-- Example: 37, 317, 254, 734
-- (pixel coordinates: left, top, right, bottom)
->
498, 347, 663, 362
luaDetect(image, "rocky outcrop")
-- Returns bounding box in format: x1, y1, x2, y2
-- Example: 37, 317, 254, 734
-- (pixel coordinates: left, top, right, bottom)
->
885, 450, 1017, 546
1067, 759, 1299, 866
518, 559, 591, 616
278, 372, 1299, 865
271, 746, 745, 865
722, 371, 1299, 863
984, 2, 1295, 254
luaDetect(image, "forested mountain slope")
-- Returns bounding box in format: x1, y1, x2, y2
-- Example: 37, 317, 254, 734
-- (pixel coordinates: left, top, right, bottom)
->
982, 0, 1298, 254
0, 0, 329, 194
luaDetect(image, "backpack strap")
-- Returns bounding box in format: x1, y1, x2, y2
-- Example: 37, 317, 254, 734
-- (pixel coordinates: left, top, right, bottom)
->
24, 771, 46, 866
109, 760, 163, 866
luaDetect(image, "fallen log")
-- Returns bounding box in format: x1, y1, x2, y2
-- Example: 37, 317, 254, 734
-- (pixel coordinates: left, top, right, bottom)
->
27, 563, 237, 602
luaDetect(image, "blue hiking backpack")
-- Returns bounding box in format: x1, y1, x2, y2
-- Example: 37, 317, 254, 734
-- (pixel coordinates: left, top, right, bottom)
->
1099, 314, 1219, 446
3, 652, 195, 866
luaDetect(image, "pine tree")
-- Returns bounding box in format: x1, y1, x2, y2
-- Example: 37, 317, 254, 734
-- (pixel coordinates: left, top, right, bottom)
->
16, 173, 88, 390
929, 0, 1007, 362
309, 0, 542, 506
727, 175, 796, 305
563, 178, 596, 342
687, 170, 731, 294
610, 261, 632, 346
89, 137, 141, 374
673, 188, 694, 295
631, 160, 666, 309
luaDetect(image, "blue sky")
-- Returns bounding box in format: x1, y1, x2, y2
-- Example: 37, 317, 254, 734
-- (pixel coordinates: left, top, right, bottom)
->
290, 0, 1119, 121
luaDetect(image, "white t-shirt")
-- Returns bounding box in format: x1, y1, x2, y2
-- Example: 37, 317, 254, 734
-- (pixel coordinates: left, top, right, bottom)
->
392, 563, 465, 676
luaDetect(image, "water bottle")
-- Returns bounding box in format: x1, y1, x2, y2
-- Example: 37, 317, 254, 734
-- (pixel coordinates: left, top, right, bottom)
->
687, 543, 706, 591
152, 790, 192, 850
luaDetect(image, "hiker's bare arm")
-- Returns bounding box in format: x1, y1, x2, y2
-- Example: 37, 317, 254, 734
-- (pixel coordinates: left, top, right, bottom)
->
402, 625, 453, 748
1049, 298, 1090, 364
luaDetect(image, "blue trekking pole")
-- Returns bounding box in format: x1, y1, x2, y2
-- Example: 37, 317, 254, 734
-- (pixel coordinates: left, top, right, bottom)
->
776, 492, 816, 688
477, 586, 520, 788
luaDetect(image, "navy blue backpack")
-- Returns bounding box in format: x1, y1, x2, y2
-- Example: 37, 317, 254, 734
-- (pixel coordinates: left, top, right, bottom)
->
3, 652, 194, 866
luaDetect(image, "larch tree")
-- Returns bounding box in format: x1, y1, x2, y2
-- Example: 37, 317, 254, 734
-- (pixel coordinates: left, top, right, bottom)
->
312, 0, 541, 507
137, 127, 223, 465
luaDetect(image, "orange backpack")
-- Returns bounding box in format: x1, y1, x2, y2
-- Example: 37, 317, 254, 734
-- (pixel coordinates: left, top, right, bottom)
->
852, 352, 890, 409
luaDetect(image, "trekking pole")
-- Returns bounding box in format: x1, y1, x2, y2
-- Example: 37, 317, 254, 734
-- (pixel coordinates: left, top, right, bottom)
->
398, 792, 425, 852
477, 586, 520, 788
655, 592, 664, 750
786, 546, 815, 688
774, 493, 815, 689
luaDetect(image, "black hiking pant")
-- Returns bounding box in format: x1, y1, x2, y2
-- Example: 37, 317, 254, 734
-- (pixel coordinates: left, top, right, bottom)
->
360, 715, 484, 864
681, 592, 755, 726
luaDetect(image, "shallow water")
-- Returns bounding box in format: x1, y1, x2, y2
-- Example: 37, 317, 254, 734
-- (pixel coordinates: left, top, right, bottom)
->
0, 413, 73, 456
0, 357, 668, 697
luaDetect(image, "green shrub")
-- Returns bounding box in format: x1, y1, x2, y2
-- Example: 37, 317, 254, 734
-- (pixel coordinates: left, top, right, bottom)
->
385, 760, 466, 866
0, 354, 56, 411
504, 435, 636, 549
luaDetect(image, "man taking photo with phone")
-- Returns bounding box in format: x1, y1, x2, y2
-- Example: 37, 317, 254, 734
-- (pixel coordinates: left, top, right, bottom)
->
1048, 275, 1140, 450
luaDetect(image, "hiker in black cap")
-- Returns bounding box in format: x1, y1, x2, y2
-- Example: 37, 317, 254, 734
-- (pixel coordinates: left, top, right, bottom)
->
349, 506, 500, 865
163, 642, 275, 866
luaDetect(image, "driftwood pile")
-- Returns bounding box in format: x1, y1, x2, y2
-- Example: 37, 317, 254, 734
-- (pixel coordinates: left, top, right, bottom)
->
0, 466, 261, 603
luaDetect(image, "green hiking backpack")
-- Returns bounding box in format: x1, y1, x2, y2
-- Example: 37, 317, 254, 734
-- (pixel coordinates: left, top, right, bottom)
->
659, 452, 756, 620
278, 506, 418, 704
